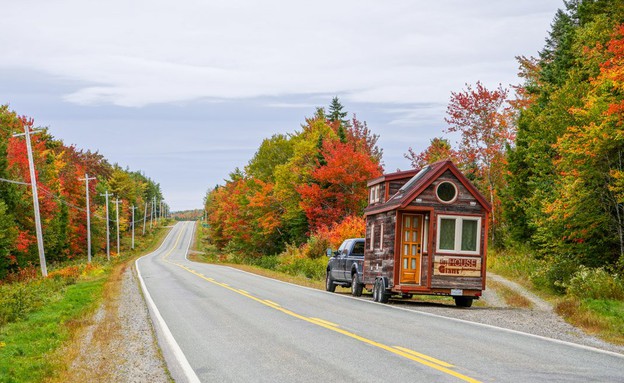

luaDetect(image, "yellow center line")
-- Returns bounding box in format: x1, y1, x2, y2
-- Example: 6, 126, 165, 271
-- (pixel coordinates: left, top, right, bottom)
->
309, 317, 340, 328
166, 259, 481, 383
394, 346, 455, 368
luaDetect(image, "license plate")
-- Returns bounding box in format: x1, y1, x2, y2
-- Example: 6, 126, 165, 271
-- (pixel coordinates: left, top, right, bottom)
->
451, 289, 463, 296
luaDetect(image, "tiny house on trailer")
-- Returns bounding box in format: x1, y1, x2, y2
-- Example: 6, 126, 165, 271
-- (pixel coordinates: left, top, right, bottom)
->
362, 160, 491, 307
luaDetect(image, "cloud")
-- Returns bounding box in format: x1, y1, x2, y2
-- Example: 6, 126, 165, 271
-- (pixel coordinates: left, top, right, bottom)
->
1, 0, 560, 108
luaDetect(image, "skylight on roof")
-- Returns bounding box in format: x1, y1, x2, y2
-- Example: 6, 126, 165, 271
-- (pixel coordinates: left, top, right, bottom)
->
389, 165, 431, 201
399, 165, 430, 193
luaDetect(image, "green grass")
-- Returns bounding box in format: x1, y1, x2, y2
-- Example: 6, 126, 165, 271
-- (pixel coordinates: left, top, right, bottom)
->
0, 278, 105, 383
0, 223, 173, 383
490, 247, 624, 345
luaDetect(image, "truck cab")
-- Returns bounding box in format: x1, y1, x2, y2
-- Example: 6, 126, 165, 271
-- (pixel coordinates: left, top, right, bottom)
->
325, 238, 365, 296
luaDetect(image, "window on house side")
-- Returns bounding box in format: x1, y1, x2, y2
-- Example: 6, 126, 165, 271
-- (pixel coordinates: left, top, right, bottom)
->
436, 215, 481, 254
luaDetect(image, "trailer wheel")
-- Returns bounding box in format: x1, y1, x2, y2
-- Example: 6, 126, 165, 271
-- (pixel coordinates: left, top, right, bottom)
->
454, 296, 473, 308
325, 271, 336, 293
372, 279, 380, 302
378, 283, 390, 304
351, 274, 363, 297
373, 278, 390, 304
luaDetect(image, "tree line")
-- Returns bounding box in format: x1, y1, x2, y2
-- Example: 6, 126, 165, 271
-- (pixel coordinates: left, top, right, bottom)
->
0, 105, 165, 279
204, 0, 624, 290
204, 98, 382, 258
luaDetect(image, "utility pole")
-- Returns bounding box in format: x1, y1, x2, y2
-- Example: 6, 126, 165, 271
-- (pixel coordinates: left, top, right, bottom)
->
130, 205, 137, 249
142, 202, 147, 235
13, 125, 47, 277
79, 174, 96, 263
112, 199, 122, 256
159, 200, 162, 223
150, 197, 154, 229
100, 190, 111, 261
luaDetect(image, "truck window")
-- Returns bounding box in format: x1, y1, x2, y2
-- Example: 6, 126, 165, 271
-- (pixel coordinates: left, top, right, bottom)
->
338, 240, 349, 255
352, 241, 365, 256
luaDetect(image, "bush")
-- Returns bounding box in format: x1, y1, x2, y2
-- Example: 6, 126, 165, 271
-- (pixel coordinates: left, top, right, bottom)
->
302, 235, 330, 259
531, 256, 579, 294
0, 278, 66, 328
566, 266, 624, 300
277, 256, 326, 280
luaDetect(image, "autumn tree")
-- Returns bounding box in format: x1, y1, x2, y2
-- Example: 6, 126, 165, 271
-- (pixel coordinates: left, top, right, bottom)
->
444, 81, 515, 243
298, 140, 381, 232
405, 137, 457, 169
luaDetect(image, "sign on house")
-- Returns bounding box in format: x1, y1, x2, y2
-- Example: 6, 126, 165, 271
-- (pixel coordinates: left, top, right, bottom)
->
433, 256, 481, 277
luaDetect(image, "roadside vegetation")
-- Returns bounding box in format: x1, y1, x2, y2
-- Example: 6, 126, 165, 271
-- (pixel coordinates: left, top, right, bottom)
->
0, 223, 172, 383
489, 248, 624, 345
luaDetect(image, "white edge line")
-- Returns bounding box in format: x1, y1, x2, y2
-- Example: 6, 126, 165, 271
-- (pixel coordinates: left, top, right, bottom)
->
212, 265, 624, 360
184, 221, 196, 262
136, 223, 201, 383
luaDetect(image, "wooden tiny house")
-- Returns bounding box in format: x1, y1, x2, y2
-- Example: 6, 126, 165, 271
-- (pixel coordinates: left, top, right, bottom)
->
362, 160, 491, 307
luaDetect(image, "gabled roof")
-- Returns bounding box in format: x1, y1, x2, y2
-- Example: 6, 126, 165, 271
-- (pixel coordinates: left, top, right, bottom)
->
364, 160, 492, 215
367, 168, 419, 187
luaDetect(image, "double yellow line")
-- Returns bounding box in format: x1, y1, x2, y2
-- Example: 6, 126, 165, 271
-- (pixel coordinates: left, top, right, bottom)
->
162, 227, 481, 383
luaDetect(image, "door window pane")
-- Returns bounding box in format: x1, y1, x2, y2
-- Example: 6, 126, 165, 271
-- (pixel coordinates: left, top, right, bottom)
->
404, 258, 408, 269
411, 259, 416, 269
461, 219, 478, 251
404, 244, 408, 255
439, 218, 456, 250
412, 244, 417, 255
405, 217, 411, 228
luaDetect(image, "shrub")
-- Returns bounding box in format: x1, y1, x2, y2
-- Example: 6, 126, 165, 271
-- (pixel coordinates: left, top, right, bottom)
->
566, 266, 624, 300
531, 255, 579, 294
48, 265, 80, 284
0, 278, 66, 327
277, 256, 325, 280
302, 235, 330, 259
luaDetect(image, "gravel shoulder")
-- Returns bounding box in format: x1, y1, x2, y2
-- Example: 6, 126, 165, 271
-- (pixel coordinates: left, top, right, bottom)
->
54, 263, 171, 382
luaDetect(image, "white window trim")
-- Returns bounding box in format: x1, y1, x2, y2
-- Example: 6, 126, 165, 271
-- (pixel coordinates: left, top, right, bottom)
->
379, 222, 384, 250
369, 184, 381, 204
436, 214, 481, 255
370, 222, 375, 250
423, 216, 429, 253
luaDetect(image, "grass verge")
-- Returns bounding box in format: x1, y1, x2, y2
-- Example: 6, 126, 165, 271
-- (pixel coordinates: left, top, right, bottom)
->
489, 247, 624, 345
0, 222, 173, 383
0, 278, 105, 383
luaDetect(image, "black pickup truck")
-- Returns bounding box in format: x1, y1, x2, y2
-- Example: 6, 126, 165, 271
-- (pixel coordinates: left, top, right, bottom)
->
325, 238, 365, 296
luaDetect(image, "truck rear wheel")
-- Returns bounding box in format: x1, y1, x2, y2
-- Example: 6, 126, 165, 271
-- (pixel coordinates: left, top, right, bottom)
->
325, 271, 336, 293
454, 296, 473, 307
351, 274, 363, 297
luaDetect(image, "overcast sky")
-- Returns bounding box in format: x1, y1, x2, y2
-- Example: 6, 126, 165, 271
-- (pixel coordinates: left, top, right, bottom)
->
1, 0, 563, 211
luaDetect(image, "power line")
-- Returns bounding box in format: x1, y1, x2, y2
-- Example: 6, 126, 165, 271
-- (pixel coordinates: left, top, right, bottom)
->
0, 177, 29, 185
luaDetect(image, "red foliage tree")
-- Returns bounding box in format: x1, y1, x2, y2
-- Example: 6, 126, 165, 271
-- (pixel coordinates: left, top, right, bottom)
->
298, 140, 382, 232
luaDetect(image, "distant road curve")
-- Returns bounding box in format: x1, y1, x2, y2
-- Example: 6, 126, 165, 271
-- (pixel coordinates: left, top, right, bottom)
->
137, 221, 624, 383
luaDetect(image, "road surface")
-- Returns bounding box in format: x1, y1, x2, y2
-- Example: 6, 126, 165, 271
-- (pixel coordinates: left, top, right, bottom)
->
137, 222, 623, 383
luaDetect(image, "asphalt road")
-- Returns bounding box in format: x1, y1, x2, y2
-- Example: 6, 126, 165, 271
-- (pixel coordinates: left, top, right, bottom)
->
137, 222, 624, 383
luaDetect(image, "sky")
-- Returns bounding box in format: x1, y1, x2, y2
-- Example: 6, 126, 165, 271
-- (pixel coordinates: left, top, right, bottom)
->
1, 0, 563, 211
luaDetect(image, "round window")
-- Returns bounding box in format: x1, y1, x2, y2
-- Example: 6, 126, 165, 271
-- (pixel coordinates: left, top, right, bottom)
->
436, 181, 457, 203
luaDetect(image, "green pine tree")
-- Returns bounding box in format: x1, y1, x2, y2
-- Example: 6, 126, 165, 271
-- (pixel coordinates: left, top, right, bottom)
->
328, 96, 349, 128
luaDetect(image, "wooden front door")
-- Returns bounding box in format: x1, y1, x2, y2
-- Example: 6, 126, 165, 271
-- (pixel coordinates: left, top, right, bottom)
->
400, 214, 422, 285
